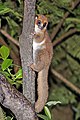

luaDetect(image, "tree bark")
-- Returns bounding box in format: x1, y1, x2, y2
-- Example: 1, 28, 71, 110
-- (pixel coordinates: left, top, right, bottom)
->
0, 74, 38, 120
19, 0, 36, 104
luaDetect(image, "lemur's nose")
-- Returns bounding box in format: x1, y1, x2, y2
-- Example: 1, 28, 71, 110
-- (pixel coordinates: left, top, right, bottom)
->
38, 23, 44, 30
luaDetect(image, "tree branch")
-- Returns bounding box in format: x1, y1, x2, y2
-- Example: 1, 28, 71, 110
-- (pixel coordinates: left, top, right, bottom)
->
53, 28, 78, 47
0, 29, 19, 47
51, 68, 80, 94
50, 0, 80, 40
0, 74, 38, 120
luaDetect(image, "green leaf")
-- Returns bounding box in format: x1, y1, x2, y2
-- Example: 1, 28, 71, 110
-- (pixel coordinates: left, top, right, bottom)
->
0, 46, 10, 60
0, 6, 11, 15
15, 69, 22, 79
2, 71, 10, 77
44, 106, 51, 119
6, 17, 19, 28
17, 0, 21, 4
0, 4, 22, 18
5, 76, 14, 85
6, 116, 13, 120
66, 18, 80, 24
12, 81, 21, 89
75, 104, 80, 120
13, 80, 22, 89
16, 80, 22, 84
0, 107, 5, 120
37, 114, 50, 120
1, 59, 13, 71
46, 101, 61, 106
65, 23, 75, 31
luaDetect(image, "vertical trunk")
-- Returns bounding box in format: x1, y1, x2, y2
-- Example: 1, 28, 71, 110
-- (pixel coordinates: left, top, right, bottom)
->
19, 0, 35, 104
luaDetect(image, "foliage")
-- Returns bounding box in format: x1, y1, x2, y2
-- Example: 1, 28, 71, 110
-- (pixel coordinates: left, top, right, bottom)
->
0, 106, 5, 120
75, 103, 80, 120
0, 45, 22, 119
38, 101, 61, 120
0, 0, 23, 38
49, 87, 76, 104
0, 106, 13, 120
0, 45, 22, 88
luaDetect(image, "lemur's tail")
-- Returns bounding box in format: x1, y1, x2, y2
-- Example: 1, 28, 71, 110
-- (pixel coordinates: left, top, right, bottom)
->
35, 66, 49, 113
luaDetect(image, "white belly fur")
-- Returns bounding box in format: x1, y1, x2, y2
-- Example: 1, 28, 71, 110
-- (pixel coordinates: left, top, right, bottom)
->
33, 39, 46, 62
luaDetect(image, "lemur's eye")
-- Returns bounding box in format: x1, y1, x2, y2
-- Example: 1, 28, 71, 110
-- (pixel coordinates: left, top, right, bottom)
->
37, 20, 41, 25
43, 22, 47, 28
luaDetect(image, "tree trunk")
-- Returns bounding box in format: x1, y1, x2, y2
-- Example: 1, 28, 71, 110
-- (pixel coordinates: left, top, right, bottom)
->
19, 0, 36, 105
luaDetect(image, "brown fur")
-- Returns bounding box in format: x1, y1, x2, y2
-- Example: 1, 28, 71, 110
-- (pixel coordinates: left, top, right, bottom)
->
35, 66, 49, 113
31, 15, 53, 112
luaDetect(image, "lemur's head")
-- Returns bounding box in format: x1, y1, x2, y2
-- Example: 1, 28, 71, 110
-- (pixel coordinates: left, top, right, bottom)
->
35, 15, 48, 33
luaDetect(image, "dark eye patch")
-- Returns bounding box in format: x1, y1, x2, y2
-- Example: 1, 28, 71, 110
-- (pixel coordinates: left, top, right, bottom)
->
37, 20, 41, 26
43, 22, 47, 28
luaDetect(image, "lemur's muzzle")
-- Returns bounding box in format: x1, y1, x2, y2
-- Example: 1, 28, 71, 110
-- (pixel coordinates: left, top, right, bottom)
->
38, 26, 44, 30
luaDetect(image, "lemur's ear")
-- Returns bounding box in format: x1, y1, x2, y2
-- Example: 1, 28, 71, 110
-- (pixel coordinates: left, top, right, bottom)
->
35, 14, 38, 19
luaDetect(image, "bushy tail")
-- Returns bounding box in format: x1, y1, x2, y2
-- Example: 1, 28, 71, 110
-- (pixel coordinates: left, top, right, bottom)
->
35, 66, 49, 113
